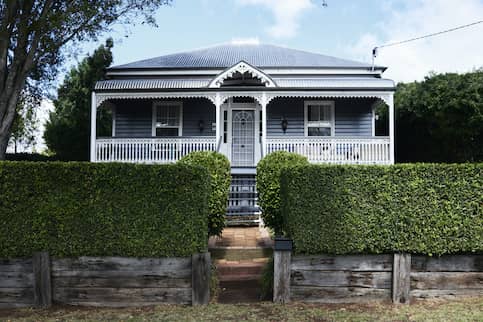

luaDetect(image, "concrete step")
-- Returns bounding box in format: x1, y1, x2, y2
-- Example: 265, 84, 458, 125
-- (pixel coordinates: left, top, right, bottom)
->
216, 261, 265, 277
211, 248, 273, 261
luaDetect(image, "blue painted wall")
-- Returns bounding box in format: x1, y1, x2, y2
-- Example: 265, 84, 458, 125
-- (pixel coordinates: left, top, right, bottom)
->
113, 97, 375, 138
114, 98, 215, 137
267, 97, 374, 137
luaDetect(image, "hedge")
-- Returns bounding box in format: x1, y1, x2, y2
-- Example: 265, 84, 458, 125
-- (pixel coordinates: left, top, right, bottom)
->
281, 164, 483, 256
0, 162, 210, 258
256, 151, 309, 234
179, 151, 231, 236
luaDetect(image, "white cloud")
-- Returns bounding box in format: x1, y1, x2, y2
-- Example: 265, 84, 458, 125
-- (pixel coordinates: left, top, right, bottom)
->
348, 0, 483, 82
237, 0, 314, 38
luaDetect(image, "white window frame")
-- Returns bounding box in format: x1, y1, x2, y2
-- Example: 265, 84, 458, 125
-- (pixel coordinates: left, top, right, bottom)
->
152, 101, 183, 136
304, 100, 335, 136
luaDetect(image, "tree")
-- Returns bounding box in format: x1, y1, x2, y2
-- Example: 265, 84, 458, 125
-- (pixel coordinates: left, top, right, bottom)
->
8, 82, 42, 153
0, 0, 171, 160
44, 41, 113, 160
391, 70, 483, 162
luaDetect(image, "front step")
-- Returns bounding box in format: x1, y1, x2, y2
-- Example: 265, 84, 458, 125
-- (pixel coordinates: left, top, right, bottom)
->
226, 173, 261, 225
216, 260, 267, 282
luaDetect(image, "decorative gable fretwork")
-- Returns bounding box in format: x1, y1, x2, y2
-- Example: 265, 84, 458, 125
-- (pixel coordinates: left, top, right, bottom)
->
208, 61, 277, 88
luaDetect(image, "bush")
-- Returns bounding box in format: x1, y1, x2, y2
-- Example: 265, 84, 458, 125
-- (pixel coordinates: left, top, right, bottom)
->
0, 162, 210, 258
256, 151, 309, 234
281, 164, 483, 256
179, 151, 231, 236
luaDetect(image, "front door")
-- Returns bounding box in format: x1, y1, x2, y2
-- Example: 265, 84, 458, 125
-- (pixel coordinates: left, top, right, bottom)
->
231, 110, 255, 167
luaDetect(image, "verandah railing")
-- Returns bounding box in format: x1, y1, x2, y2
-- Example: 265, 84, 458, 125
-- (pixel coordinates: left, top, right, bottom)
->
265, 136, 391, 164
95, 137, 217, 163
95, 136, 390, 164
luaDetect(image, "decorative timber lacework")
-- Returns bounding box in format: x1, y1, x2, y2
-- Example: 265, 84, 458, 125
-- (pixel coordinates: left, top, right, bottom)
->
208, 61, 277, 88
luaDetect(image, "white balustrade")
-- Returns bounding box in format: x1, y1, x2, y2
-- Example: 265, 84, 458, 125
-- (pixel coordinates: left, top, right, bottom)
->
95, 137, 217, 163
265, 137, 391, 164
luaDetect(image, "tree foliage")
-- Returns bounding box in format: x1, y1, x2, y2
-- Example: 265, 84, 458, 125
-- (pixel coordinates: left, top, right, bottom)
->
44, 41, 113, 160
392, 70, 483, 162
0, 0, 172, 159
8, 83, 42, 153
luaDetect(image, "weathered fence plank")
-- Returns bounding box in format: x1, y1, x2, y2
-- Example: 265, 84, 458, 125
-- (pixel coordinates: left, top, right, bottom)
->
0, 288, 35, 306
291, 286, 391, 303
410, 289, 483, 299
411, 272, 483, 290
52, 276, 191, 289
51, 269, 191, 279
291, 270, 391, 289
0, 258, 33, 273
274, 250, 291, 303
411, 255, 483, 272
0, 272, 34, 288
32, 252, 52, 307
52, 257, 191, 272
291, 255, 393, 271
192, 252, 210, 305
392, 253, 411, 304
54, 287, 192, 306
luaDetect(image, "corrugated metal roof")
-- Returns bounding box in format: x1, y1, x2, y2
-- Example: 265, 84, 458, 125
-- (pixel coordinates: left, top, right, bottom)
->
110, 44, 378, 70
95, 77, 394, 91
273, 78, 394, 88
95, 78, 212, 90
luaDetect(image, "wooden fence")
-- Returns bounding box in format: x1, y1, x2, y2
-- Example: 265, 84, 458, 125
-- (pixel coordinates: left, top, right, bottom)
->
274, 248, 482, 304
0, 252, 210, 308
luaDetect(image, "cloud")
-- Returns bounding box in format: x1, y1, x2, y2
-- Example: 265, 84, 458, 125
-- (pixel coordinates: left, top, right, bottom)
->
347, 0, 483, 82
237, 0, 314, 38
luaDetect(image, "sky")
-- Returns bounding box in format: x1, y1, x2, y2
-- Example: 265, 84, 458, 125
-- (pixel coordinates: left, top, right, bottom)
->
19, 0, 483, 153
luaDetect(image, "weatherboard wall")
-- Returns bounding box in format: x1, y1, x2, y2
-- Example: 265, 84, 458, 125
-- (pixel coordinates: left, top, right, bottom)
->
111, 97, 375, 138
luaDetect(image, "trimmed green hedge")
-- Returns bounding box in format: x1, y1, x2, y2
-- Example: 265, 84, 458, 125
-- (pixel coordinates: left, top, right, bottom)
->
179, 151, 231, 236
256, 151, 309, 235
281, 164, 483, 255
0, 162, 210, 258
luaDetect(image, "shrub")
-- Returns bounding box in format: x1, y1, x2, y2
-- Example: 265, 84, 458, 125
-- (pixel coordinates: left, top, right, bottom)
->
179, 151, 231, 236
256, 151, 309, 235
259, 257, 274, 301
0, 162, 210, 258
281, 164, 483, 256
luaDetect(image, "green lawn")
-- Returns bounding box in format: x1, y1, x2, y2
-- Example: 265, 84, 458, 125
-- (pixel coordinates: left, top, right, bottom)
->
1, 298, 482, 322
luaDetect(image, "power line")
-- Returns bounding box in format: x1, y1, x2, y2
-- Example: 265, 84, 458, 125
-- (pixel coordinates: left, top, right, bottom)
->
371, 20, 483, 69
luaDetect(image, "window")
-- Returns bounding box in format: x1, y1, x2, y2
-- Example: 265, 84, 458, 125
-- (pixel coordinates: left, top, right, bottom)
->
304, 101, 334, 136
152, 102, 182, 136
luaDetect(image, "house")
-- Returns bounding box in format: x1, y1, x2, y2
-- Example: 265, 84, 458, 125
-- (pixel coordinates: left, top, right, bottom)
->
91, 42, 395, 222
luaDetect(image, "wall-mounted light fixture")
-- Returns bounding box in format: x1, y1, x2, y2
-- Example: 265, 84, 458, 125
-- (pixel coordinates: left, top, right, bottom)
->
198, 120, 205, 132
281, 118, 288, 133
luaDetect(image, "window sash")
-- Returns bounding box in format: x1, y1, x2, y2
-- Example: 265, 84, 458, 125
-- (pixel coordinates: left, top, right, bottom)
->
153, 102, 182, 137
305, 101, 334, 137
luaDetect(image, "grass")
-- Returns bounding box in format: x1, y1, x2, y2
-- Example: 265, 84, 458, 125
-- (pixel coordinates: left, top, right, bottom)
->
1, 297, 482, 322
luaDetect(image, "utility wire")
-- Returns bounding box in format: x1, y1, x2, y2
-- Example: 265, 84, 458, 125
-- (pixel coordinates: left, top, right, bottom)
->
371, 20, 483, 70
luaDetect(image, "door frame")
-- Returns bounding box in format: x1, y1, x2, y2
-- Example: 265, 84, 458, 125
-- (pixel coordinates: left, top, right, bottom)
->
221, 98, 261, 166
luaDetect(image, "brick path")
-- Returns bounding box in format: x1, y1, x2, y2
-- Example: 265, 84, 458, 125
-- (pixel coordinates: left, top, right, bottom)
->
209, 227, 273, 303
208, 227, 273, 249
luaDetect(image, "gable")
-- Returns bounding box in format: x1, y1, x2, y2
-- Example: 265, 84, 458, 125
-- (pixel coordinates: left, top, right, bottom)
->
208, 61, 276, 88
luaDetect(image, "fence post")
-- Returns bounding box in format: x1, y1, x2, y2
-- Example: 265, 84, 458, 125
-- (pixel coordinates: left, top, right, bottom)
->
32, 251, 52, 307
192, 252, 211, 305
392, 253, 411, 304
273, 237, 292, 303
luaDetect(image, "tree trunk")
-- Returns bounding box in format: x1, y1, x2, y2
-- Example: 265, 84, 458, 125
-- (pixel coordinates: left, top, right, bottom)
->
0, 130, 10, 160
0, 91, 22, 160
